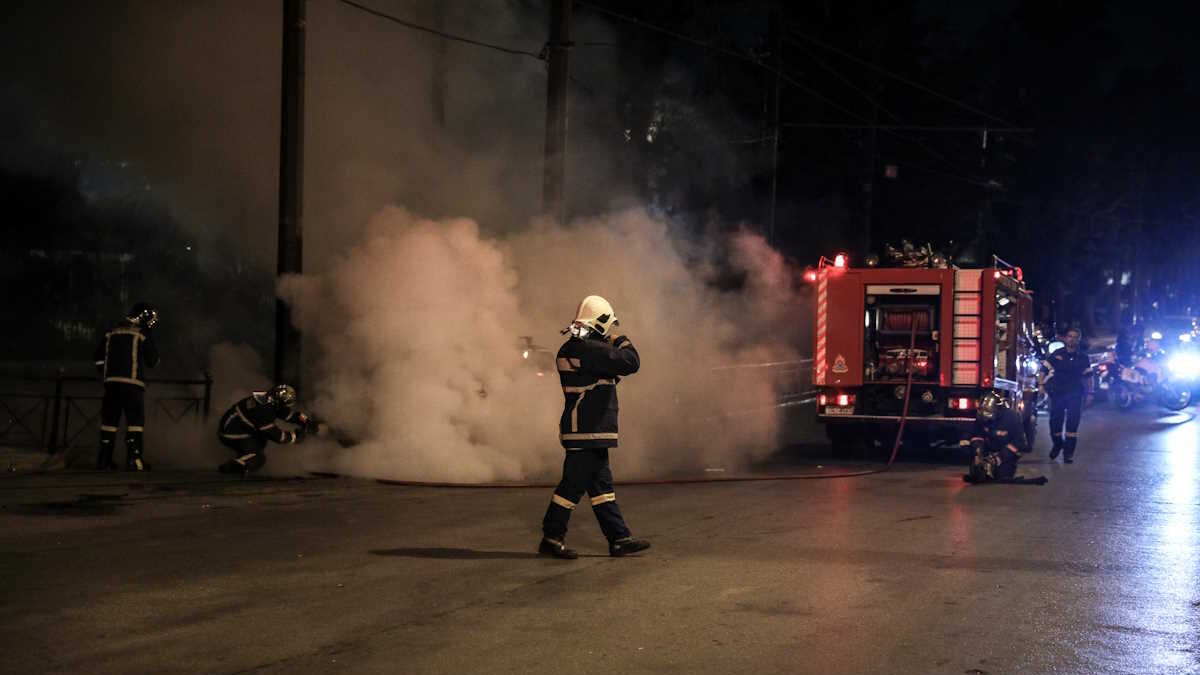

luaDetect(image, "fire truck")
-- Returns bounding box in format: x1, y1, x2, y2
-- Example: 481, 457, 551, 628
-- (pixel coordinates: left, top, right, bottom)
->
810, 252, 1039, 455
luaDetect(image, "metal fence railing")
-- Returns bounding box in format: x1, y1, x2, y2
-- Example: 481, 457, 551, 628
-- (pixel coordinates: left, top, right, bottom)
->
0, 374, 212, 454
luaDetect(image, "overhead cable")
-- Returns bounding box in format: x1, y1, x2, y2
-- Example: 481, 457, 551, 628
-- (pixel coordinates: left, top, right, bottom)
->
338, 0, 546, 62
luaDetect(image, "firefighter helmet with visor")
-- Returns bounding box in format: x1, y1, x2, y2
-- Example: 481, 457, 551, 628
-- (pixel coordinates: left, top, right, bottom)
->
567, 295, 619, 339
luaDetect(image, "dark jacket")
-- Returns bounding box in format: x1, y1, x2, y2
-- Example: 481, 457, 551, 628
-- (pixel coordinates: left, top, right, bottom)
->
556, 335, 640, 449
93, 320, 160, 388
218, 392, 308, 445
1039, 348, 1093, 397
969, 407, 1028, 456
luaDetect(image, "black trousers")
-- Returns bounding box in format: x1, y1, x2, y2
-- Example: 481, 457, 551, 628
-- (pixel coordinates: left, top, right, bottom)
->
1048, 393, 1083, 457
98, 383, 145, 469
218, 436, 269, 473
542, 448, 632, 543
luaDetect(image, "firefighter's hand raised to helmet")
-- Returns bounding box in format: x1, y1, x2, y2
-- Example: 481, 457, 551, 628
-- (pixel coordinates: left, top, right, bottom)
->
611, 335, 631, 349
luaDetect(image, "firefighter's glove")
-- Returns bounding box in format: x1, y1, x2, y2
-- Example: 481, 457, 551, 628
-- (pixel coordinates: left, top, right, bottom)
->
611, 335, 631, 349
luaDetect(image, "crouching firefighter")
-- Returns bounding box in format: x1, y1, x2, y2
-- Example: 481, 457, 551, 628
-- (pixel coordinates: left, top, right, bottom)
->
963, 391, 1047, 485
93, 302, 160, 471
539, 295, 651, 559
216, 385, 317, 475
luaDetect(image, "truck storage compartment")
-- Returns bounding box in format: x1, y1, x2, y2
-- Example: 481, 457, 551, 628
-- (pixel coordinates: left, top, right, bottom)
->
864, 299, 941, 383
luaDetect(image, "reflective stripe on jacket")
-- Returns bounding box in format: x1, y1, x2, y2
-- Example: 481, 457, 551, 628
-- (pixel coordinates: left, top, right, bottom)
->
93, 320, 160, 388
557, 335, 639, 449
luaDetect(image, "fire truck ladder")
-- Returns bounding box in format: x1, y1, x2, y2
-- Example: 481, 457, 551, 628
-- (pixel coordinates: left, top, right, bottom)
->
952, 269, 983, 386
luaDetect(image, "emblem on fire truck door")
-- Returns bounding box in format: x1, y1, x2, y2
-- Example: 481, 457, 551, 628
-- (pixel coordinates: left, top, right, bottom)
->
832, 354, 848, 373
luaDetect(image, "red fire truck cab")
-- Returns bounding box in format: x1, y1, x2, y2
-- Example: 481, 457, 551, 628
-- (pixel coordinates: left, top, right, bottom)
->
812, 255, 1038, 454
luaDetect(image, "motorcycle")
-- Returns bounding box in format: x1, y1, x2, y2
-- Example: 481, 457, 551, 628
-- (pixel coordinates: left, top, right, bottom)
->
1110, 347, 1195, 411
1091, 348, 1119, 404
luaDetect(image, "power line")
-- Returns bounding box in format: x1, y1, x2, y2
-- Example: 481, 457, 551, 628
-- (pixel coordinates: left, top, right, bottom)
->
337, 0, 546, 62
892, 161, 998, 189
783, 123, 1034, 133
574, 1, 954, 163
785, 29, 1021, 129
788, 39, 904, 125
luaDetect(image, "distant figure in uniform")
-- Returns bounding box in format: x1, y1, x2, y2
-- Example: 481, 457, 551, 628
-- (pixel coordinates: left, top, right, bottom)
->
539, 295, 650, 559
216, 384, 317, 475
1039, 327, 1093, 463
963, 391, 1044, 484
93, 302, 160, 471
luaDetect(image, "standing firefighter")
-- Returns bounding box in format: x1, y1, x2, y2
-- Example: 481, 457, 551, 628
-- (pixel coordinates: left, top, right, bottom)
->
216, 385, 317, 475
539, 295, 650, 559
1040, 327, 1093, 463
93, 302, 160, 471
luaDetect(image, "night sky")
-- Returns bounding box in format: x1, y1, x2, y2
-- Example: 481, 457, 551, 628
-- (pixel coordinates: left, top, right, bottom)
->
2, 1, 1198, 366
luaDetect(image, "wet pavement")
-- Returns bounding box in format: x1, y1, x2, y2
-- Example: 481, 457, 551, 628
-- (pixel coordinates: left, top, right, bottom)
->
2, 406, 1199, 674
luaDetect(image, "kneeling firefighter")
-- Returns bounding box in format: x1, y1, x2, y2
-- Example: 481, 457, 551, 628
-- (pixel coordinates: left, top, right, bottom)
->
539, 295, 651, 559
963, 391, 1046, 485
216, 384, 317, 475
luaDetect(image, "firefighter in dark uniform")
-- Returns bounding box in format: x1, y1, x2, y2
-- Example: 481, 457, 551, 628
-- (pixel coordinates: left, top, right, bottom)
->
1039, 327, 1093, 463
93, 302, 160, 471
216, 384, 317, 475
539, 295, 651, 559
963, 391, 1029, 483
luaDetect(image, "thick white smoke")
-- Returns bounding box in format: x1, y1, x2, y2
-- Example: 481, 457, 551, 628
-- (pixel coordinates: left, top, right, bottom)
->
279, 206, 804, 482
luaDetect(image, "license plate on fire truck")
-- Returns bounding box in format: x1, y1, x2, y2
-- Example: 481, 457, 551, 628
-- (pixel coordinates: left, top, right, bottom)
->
825, 406, 855, 416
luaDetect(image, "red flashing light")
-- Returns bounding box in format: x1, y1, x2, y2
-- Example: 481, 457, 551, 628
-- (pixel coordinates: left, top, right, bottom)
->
805, 269, 818, 283
819, 394, 828, 406
838, 394, 850, 406
1014, 267, 1023, 282
993, 270, 1001, 279
834, 253, 847, 268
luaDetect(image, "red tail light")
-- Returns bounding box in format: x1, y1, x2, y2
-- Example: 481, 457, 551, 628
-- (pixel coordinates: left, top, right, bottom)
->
838, 394, 850, 406
950, 397, 974, 410
834, 253, 846, 268
819, 394, 828, 406
805, 269, 818, 282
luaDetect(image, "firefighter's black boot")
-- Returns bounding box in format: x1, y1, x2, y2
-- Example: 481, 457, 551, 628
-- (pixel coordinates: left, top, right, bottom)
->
537, 537, 578, 560
1048, 442, 1062, 461
126, 438, 147, 471
609, 537, 651, 557
96, 445, 118, 471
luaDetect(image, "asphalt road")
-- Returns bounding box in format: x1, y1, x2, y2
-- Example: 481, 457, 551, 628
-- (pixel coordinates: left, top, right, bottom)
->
3, 405, 1199, 675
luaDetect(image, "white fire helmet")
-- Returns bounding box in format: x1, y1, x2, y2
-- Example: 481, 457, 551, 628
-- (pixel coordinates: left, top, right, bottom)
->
568, 295, 619, 338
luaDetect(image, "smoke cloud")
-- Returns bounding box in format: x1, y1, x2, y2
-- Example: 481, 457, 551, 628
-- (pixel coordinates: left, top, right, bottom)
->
279, 206, 805, 482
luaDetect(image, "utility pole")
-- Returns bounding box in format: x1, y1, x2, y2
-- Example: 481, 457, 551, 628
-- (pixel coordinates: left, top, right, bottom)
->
766, 7, 782, 247
275, 0, 305, 388
431, 2, 448, 128
542, 0, 570, 224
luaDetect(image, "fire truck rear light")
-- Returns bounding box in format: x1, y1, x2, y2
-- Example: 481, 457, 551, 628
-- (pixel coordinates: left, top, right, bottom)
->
994, 270, 1001, 279
950, 397, 973, 410
838, 394, 850, 406
819, 394, 828, 406
834, 253, 846, 268
805, 269, 818, 282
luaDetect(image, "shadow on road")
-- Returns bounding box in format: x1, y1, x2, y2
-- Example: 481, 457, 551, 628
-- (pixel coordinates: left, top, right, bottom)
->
370, 547, 541, 560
